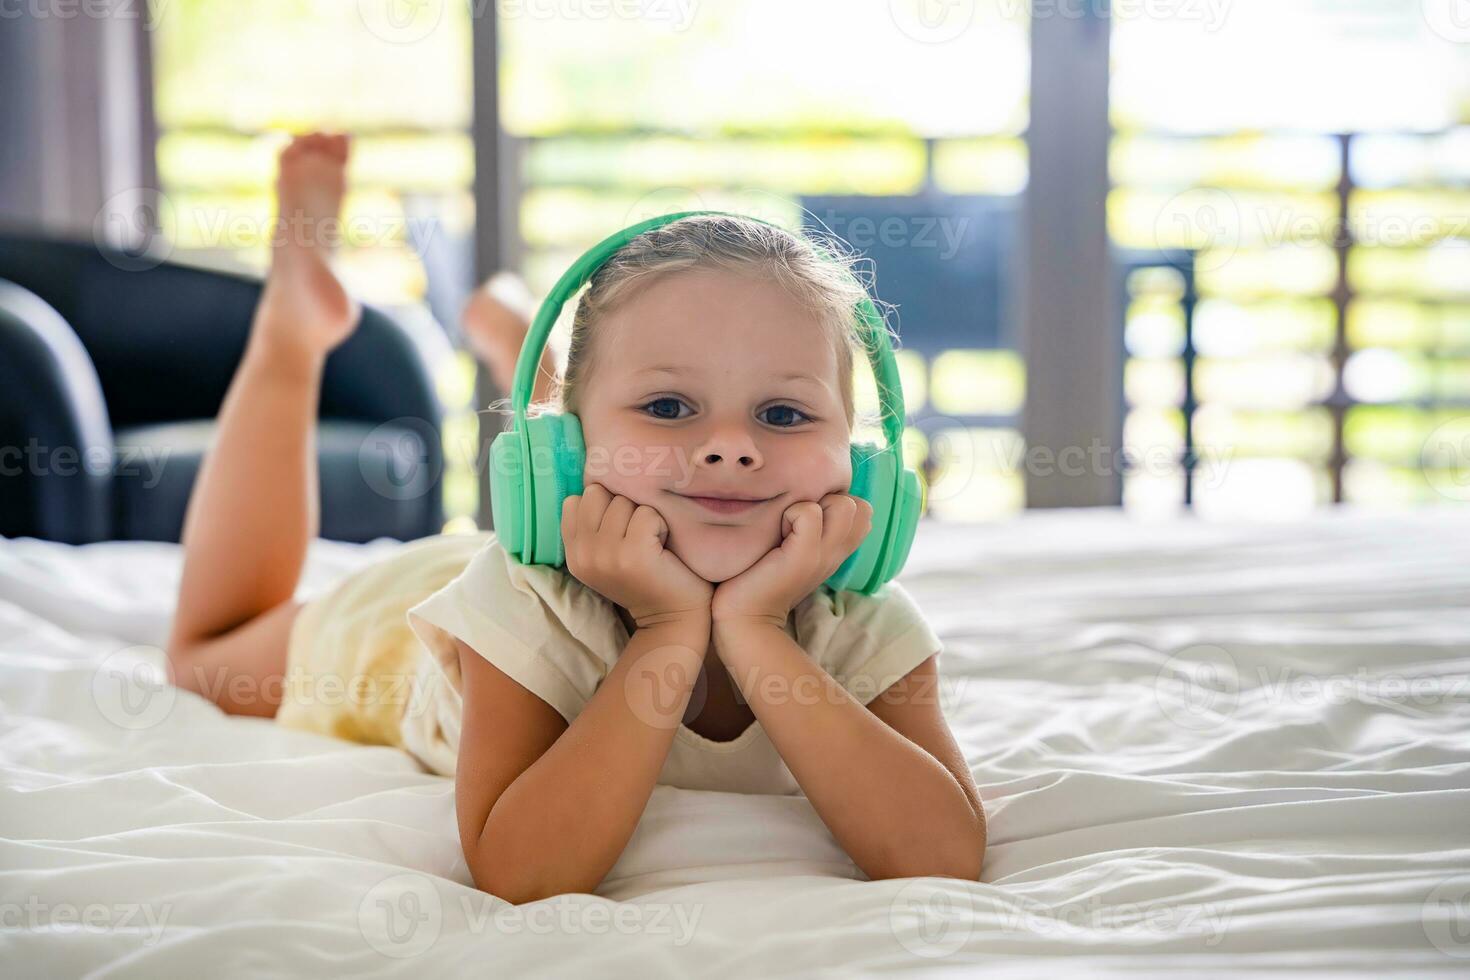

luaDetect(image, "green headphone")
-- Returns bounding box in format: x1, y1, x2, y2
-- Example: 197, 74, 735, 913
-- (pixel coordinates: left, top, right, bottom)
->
488, 210, 922, 595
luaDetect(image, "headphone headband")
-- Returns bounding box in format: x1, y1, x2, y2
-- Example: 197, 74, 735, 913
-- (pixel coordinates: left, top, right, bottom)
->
506, 210, 909, 452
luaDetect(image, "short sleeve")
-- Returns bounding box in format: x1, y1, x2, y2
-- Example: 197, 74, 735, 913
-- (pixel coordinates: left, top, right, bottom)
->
793, 580, 943, 705
406, 536, 623, 725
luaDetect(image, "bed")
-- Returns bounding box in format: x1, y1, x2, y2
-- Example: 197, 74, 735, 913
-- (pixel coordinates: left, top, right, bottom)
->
3, 507, 1468, 976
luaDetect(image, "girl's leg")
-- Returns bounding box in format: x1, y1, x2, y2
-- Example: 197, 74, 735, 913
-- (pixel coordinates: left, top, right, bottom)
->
165, 132, 361, 718
460, 271, 559, 404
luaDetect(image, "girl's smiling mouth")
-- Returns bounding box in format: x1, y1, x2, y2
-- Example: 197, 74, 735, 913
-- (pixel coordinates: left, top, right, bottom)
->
672, 492, 777, 515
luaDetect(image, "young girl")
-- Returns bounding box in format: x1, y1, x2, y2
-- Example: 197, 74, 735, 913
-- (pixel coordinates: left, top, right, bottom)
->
166, 132, 986, 904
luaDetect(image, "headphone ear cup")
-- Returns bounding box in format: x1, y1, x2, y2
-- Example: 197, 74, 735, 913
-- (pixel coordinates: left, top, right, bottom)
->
489, 425, 529, 562
825, 441, 891, 594
879, 467, 923, 585
524, 413, 585, 567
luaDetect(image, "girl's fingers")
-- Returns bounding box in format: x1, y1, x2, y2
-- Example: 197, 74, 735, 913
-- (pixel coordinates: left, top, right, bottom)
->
849, 498, 874, 549
602, 494, 636, 539
780, 502, 805, 540
580, 483, 610, 536
817, 494, 857, 553
561, 494, 581, 544
784, 502, 823, 550
815, 496, 871, 581
628, 505, 668, 549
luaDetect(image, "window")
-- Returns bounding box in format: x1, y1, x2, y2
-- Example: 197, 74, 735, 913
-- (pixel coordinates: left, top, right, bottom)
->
149, 0, 483, 531
1111, 1, 1470, 518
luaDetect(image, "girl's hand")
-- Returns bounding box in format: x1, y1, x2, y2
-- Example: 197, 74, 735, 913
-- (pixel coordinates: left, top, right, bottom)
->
711, 493, 873, 629
561, 483, 714, 630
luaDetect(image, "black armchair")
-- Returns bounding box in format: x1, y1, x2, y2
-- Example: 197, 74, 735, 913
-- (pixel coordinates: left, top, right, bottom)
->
0, 233, 445, 544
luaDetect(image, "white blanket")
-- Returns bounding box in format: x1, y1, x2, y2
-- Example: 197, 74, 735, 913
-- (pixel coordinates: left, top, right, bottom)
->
3, 508, 1468, 976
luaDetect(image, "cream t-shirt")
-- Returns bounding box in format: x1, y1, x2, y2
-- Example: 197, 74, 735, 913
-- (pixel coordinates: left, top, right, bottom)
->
402, 532, 943, 796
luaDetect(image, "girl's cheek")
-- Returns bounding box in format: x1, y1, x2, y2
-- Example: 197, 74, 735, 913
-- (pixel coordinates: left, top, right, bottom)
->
581, 449, 669, 506
820, 440, 853, 492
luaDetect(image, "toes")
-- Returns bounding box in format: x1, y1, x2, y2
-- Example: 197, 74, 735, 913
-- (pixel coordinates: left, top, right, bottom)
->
281, 132, 347, 164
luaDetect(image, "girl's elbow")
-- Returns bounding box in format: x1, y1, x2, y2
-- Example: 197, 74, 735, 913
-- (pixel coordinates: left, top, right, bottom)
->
927, 837, 985, 882
930, 817, 988, 882
471, 866, 555, 906
468, 846, 603, 906
952, 801, 987, 880
866, 831, 985, 883
957, 833, 986, 882
967, 809, 988, 879
466, 841, 536, 905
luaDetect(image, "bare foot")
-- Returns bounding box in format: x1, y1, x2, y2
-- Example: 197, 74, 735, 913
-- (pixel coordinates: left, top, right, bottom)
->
461, 271, 558, 403
252, 132, 362, 363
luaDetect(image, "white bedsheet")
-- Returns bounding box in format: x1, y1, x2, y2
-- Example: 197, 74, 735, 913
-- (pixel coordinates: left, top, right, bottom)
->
2, 507, 1468, 976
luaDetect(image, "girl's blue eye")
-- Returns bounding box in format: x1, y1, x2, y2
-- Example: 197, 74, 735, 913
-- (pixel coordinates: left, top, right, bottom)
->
642, 397, 688, 420
640, 398, 812, 427
762, 404, 812, 427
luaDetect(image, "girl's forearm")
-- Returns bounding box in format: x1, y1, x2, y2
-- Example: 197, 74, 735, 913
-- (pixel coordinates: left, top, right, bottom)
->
713, 621, 984, 882
471, 616, 710, 904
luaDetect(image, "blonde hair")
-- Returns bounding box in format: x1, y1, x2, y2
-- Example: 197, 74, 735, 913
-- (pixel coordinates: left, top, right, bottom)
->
492, 213, 892, 434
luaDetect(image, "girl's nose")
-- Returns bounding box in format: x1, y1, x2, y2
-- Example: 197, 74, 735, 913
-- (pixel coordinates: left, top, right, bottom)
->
702, 450, 757, 467
694, 423, 763, 469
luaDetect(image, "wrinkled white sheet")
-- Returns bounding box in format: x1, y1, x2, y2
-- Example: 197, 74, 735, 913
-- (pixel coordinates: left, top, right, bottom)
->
2, 507, 1468, 977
